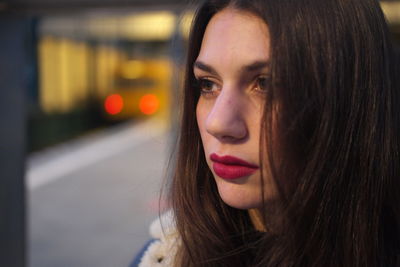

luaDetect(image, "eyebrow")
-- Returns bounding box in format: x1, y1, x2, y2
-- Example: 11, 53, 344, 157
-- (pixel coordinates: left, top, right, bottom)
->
193, 61, 218, 75
193, 60, 270, 75
244, 60, 270, 72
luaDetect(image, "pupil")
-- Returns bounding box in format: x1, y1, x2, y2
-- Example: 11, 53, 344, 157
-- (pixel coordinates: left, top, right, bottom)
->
258, 78, 267, 90
202, 80, 212, 90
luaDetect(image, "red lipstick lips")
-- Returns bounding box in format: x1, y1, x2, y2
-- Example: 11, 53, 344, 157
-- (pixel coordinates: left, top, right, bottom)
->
210, 153, 259, 180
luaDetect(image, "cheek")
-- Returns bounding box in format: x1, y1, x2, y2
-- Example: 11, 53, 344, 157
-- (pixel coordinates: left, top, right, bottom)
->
196, 100, 208, 140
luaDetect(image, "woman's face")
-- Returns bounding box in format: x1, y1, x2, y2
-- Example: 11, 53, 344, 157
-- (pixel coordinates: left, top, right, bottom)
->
195, 8, 277, 209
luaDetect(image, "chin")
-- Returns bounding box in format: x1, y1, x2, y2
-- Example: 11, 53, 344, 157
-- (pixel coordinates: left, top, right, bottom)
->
215, 178, 263, 210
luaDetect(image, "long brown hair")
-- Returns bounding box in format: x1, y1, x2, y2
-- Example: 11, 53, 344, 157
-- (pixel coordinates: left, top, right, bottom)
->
170, 0, 400, 266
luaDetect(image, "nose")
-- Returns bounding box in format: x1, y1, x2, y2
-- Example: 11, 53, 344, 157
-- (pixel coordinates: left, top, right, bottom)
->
205, 89, 248, 142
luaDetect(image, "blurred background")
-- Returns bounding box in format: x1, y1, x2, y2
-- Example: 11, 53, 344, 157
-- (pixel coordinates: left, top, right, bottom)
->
25, 4, 193, 267
0, 0, 399, 266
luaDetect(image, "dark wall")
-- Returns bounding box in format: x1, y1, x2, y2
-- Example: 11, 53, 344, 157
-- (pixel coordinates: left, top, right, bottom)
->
0, 16, 29, 267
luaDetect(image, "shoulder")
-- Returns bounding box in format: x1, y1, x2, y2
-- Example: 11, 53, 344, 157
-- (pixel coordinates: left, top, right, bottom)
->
136, 210, 180, 267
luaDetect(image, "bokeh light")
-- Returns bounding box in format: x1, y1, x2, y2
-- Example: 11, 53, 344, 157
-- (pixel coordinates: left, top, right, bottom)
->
105, 94, 124, 115
139, 94, 159, 115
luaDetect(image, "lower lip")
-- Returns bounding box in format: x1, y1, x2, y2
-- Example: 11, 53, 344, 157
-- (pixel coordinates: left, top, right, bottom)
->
212, 162, 258, 180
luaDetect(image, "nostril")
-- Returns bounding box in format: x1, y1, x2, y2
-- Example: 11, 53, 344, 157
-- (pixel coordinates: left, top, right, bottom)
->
220, 134, 247, 143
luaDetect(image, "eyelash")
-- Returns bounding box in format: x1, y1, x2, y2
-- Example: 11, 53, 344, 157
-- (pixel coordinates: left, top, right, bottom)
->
254, 76, 270, 94
194, 75, 270, 96
195, 77, 219, 96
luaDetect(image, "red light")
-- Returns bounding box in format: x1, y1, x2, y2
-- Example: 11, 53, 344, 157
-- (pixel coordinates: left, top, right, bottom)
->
139, 94, 159, 115
105, 94, 123, 115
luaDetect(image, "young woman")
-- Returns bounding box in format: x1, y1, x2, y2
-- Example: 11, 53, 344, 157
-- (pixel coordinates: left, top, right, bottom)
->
136, 0, 400, 266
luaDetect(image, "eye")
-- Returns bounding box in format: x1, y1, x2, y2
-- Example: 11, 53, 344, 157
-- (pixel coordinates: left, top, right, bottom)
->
255, 76, 270, 93
195, 77, 219, 96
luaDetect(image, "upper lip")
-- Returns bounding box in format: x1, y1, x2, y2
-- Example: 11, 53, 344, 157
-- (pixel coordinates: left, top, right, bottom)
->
210, 153, 259, 168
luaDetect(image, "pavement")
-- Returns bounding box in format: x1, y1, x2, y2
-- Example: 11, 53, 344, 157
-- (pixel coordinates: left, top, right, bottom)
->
27, 118, 173, 267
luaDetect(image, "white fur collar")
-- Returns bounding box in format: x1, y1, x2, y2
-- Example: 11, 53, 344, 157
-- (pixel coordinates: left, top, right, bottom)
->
138, 211, 179, 267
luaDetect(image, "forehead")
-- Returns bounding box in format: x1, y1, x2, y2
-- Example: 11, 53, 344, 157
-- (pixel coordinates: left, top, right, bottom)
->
196, 8, 270, 68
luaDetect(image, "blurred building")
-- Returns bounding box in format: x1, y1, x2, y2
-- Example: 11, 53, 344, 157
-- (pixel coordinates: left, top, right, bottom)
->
21, 0, 400, 151
28, 8, 194, 151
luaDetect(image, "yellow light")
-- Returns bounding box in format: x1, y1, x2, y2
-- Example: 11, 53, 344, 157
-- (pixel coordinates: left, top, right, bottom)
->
121, 11, 176, 41
179, 11, 195, 39
120, 60, 145, 79
381, 2, 400, 24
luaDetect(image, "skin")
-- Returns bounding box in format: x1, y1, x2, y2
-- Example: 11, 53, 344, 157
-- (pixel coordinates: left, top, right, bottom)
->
195, 8, 277, 210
